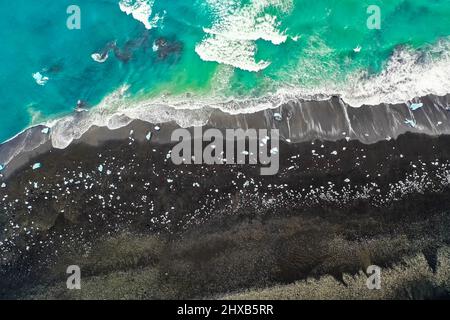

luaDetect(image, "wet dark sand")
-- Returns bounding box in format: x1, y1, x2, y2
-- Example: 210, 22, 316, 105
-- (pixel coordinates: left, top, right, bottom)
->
1, 128, 450, 299
2, 94, 450, 179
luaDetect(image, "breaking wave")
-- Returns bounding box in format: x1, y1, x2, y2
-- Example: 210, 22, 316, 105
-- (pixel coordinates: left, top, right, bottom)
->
195, 0, 292, 72
339, 41, 450, 107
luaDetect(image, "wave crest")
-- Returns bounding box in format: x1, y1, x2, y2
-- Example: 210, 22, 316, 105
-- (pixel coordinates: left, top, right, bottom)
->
195, 0, 292, 72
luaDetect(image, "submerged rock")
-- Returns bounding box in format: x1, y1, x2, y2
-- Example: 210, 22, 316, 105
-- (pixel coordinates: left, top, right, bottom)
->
154, 37, 183, 59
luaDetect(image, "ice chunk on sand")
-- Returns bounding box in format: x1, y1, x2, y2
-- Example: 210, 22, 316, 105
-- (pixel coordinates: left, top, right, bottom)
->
32, 163, 42, 170
1, 183, 6, 188
270, 147, 279, 155
404, 119, 417, 128
273, 113, 283, 121
409, 102, 423, 111
41, 127, 50, 134
146, 132, 152, 141
0, 164, 4, 172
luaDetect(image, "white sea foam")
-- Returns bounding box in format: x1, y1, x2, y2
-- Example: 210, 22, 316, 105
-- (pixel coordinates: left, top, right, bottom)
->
195, 0, 292, 72
118, 0, 164, 30
44, 85, 214, 149
196, 37, 271, 72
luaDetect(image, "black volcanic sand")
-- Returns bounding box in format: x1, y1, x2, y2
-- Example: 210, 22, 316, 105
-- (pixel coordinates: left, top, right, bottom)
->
1, 132, 450, 299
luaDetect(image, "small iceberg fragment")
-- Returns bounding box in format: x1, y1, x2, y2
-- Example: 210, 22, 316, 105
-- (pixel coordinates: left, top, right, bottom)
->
32, 72, 49, 86
353, 46, 362, 53
0, 164, 4, 172
1, 183, 6, 188
91, 52, 109, 63
146, 132, 152, 141
152, 41, 159, 52
270, 147, 279, 155
273, 113, 283, 121
155, 126, 161, 131
404, 119, 417, 128
344, 178, 351, 183
261, 136, 270, 145
98, 164, 104, 173
409, 102, 423, 111
41, 127, 50, 134
32, 163, 42, 170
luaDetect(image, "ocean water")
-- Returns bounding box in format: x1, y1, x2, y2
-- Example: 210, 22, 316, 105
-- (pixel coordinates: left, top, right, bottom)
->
1, 0, 450, 144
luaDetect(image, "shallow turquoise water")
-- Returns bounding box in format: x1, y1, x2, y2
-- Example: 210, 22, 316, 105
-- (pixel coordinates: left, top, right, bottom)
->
0, 0, 450, 142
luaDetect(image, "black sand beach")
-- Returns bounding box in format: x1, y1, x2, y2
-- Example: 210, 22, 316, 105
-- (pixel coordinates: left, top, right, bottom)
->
2, 94, 450, 179
2, 97, 450, 299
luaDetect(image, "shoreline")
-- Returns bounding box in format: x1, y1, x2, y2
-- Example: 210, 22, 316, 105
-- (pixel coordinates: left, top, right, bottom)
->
1, 93, 450, 180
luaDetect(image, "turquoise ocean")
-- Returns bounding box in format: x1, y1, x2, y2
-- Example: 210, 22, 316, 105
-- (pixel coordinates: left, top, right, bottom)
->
1, 0, 450, 144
